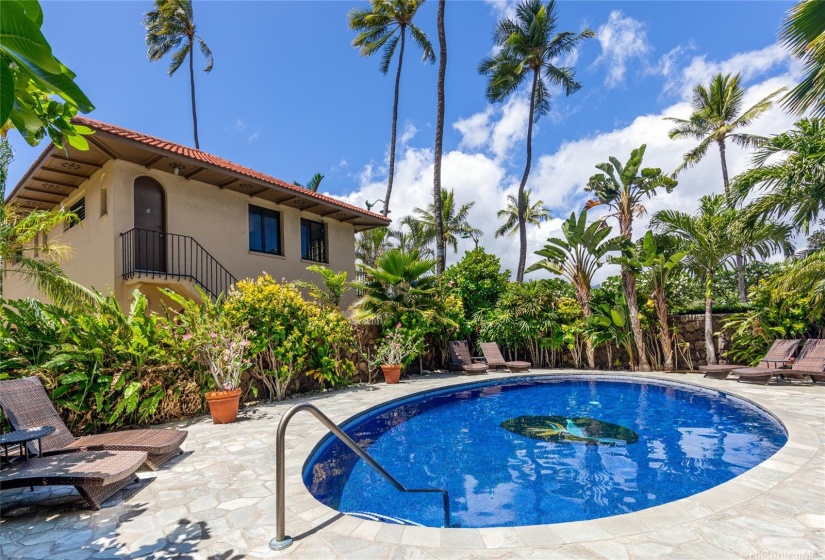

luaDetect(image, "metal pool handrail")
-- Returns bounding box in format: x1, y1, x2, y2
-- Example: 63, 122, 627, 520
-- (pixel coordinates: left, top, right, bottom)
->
270, 402, 451, 550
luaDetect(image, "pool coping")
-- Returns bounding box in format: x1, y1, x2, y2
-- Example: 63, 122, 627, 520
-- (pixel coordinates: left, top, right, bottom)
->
274, 370, 821, 554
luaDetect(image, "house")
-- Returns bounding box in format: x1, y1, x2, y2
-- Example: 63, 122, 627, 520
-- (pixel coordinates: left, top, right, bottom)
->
3, 118, 389, 310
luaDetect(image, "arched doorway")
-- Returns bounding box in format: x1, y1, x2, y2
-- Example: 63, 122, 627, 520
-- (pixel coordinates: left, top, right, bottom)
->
134, 176, 166, 272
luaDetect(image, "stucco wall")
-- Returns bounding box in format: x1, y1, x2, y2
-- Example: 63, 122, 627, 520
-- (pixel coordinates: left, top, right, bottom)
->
3, 159, 359, 310
3, 161, 117, 302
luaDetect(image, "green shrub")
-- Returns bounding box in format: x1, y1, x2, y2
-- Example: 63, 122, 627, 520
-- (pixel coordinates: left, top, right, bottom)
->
0, 291, 206, 434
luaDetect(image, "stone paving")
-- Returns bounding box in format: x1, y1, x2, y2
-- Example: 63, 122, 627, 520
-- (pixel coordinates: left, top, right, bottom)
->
1, 370, 823, 559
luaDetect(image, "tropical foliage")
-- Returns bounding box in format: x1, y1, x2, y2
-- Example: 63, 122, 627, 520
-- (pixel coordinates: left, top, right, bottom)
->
0, 0, 94, 149
144, 0, 213, 149
348, 0, 434, 215
479, 0, 593, 281
780, 0, 825, 117
585, 144, 677, 371
733, 117, 825, 234
413, 189, 482, 253
495, 190, 551, 238
527, 210, 621, 368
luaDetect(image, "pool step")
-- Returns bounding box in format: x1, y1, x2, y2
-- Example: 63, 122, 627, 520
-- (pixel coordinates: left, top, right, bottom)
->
345, 511, 424, 526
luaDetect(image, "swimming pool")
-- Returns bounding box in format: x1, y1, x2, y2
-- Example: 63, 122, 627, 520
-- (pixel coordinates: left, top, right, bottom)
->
303, 375, 787, 528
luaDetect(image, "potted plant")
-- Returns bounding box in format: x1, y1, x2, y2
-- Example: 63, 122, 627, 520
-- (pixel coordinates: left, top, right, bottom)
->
196, 324, 251, 423
163, 288, 251, 424
372, 323, 420, 384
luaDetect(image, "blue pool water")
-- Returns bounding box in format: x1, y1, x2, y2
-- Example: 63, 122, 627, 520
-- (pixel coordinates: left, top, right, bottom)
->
303, 376, 787, 528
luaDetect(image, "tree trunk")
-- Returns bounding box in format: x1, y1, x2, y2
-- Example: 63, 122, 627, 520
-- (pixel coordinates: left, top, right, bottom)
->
618, 214, 650, 371
433, 0, 447, 274
652, 286, 674, 370
718, 138, 747, 302
623, 269, 651, 371
383, 27, 407, 217
704, 273, 718, 364
582, 303, 595, 369
516, 70, 539, 282
189, 44, 199, 149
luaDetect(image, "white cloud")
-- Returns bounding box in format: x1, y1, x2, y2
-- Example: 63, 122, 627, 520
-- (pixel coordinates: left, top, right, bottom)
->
343, 44, 801, 281
248, 131, 260, 143
454, 96, 530, 161
483, 0, 517, 21
663, 43, 790, 99
594, 11, 652, 88
399, 123, 419, 146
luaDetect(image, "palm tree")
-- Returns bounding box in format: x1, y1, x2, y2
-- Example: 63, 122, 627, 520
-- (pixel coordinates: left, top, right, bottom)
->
495, 190, 551, 238
413, 189, 481, 254
293, 265, 350, 308
479, 0, 593, 282
732, 118, 825, 234
355, 227, 392, 268
613, 232, 689, 371
526, 210, 621, 369
432, 0, 447, 274
584, 144, 677, 372
665, 72, 783, 302
651, 195, 793, 365
0, 200, 98, 309
390, 216, 435, 258
779, 0, 825, 117
294, 173, 324, 192
348, 0, 435, 217
144, 0, 213, 149
766, 249, 825, 323
351, 248, 442, 324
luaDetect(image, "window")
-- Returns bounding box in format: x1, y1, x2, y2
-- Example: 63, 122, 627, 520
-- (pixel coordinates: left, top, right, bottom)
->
301, 219, 326, 262
248, 205, 281, 255
66, 197, 85, 230
100, 186, 108, 217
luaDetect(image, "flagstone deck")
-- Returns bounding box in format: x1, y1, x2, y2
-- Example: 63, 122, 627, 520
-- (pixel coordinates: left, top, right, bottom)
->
1, 371, 823, 559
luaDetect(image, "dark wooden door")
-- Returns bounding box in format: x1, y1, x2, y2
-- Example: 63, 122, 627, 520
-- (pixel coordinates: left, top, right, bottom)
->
134, 177, 166, 272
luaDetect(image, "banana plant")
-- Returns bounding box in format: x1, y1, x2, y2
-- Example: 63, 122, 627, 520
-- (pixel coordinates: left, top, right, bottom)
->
526, 210, 621, 368
588, 291, 635, 369
584, 144, 678, 371
611, 231, 689, 370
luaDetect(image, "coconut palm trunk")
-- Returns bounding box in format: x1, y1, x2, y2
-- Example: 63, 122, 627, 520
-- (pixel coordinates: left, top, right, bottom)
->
189, 47, 199, 149
433, 0, 447, 273
384, 27, 407, 217
652, 286, 674, 370
516, 69, 539, 282
716, 138, 747, 302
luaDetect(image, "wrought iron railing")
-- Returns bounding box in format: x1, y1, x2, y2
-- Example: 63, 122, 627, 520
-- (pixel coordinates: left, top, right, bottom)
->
121, 228, 237, 300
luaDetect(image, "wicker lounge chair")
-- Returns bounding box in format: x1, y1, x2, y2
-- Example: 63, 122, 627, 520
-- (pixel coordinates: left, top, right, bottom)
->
0, 450, 146, 509
0, 377, 187, 470
448, 341, 488, 375
479, 342, 531, 372
736, 339, 825, 385
700, 339, 801, 379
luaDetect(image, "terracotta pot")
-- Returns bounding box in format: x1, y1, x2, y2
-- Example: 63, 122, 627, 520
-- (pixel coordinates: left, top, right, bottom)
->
205, 388, 241, 424
380, 364, 402, 384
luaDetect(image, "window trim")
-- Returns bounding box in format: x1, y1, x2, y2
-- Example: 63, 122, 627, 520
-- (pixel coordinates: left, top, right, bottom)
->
300, 218, 327, 263
248, 204, 282, 256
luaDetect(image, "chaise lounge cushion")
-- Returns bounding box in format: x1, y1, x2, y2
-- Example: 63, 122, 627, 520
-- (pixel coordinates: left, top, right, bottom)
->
479, 343, 531, 372
0, 376, 187, 471
0, 450, 147, 509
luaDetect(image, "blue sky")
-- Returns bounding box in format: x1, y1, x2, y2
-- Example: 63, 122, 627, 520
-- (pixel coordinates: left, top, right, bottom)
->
5, 0, 802, 275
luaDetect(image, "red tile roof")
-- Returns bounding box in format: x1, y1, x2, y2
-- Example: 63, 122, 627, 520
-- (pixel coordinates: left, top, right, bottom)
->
72, 116, 390, 223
